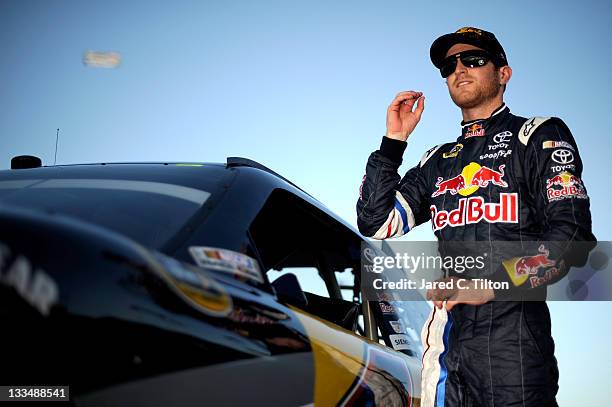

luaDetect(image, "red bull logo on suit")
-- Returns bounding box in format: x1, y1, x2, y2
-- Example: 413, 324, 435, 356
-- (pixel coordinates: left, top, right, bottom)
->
431, 162, 507, 198
545, 171, 587, 202
515, 245, 555, 275
430, 194, 518, 231
502, 245, 560, 288
429, 162, 517, 231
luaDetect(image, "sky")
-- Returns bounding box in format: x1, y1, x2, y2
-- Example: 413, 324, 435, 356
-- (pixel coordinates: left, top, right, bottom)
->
1, 0, 611, 403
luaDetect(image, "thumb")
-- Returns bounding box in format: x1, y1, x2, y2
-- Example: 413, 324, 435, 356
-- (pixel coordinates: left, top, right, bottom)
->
414, 96, 425, 120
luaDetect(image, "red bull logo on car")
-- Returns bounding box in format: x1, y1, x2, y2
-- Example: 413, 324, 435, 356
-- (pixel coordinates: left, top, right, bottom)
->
546, 171, 587, 202
430, 163, 516, 231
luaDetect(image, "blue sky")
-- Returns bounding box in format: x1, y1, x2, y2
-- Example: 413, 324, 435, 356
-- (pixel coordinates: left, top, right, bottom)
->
1, 0, 611, 403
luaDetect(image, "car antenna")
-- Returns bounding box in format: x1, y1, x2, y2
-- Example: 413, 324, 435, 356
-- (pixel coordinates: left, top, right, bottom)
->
54, 128, 60, 165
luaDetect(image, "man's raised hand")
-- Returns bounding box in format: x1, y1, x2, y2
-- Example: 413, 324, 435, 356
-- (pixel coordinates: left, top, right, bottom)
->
386, 91, 425, 141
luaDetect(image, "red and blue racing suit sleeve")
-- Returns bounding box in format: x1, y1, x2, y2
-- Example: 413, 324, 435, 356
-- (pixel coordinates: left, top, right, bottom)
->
356, 136, 433, 239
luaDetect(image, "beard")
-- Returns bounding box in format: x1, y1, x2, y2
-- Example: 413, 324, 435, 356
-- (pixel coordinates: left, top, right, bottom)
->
449, 74, 501, 109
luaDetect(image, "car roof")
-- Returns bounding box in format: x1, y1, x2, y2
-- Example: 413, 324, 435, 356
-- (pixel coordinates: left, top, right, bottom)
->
0, 158, 364, 240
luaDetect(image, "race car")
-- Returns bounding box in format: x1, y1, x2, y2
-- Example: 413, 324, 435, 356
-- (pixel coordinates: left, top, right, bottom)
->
0, 155, 430, 406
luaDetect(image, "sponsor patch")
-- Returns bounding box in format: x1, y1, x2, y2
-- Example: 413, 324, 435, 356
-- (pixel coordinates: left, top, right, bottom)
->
551, 149, 574, 164
155, 254, 233, 317
545, 171, 587, 202
431, 162, 508, 198
529, 267, 560, 288
519, 117, 551, 145
523, 118, 536, 137
430, 193, 518, 232
443, 143, 463, 158
543, 140, 575, 151
389, 334, 412, 351
379, 302, 397, 314
493, 131, 512, 144
389, 320, 405, 334
550, 164, 575, 172
464, 123, 485, 139
502, 245, 555, 287
189, 247, 263, 284
480, 150, 512, 160
487, 143, 509, 151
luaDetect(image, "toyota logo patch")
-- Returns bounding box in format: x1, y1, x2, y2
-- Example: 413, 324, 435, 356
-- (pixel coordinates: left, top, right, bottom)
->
552, 149, 574, 164
493, 131, 512, 144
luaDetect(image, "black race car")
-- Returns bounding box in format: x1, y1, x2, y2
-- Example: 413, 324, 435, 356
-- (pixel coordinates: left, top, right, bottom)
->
0, 156, 429, 406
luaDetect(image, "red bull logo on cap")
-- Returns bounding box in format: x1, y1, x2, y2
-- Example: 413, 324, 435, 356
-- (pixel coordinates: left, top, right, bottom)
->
545, 171, 587, 202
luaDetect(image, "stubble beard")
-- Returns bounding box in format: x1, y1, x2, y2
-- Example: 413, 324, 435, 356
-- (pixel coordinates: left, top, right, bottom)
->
449, 76, 501, 109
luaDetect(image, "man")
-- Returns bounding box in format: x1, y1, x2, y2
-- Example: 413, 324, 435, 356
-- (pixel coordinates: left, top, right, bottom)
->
356, 27, 595, 406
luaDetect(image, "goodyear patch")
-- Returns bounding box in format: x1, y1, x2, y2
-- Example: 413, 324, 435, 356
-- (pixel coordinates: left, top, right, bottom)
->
189, 246, 264, 284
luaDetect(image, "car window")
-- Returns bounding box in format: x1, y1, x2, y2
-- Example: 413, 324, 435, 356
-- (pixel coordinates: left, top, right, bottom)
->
336, 268, 357, 302
248, 189, 363, 333
0, 178, 210, 249
269, 267, 328, 298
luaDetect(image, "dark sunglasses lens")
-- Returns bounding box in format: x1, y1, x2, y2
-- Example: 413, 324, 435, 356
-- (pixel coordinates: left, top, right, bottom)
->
440, 52, 490, 78
440, 59, 457, 78
461, 54, 489, 68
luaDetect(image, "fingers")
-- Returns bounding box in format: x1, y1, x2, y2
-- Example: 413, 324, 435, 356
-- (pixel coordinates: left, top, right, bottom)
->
388, 91, 423, 112
414, 95, 425, 119
400, 98, 417, 114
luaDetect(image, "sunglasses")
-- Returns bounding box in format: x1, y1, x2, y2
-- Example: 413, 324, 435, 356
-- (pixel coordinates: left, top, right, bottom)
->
440, 50, 492, 78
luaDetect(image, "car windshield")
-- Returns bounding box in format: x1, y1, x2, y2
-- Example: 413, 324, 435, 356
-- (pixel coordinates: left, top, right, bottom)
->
0, 177, 212, 249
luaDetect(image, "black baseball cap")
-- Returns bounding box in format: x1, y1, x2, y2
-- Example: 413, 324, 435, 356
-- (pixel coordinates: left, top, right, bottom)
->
430, 27, 508, 69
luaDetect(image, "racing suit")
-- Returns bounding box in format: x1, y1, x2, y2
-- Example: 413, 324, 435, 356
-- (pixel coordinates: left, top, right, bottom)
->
356, 104, 596, 406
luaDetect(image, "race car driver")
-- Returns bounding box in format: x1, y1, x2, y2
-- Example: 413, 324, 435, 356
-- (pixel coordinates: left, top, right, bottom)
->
356, 27, 596, 406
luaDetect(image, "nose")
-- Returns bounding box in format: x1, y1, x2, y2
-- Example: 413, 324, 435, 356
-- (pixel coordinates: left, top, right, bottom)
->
453, 56, 468, 76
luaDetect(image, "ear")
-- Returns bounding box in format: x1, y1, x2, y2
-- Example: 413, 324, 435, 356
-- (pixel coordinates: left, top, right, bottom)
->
499, 65, 512, 85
